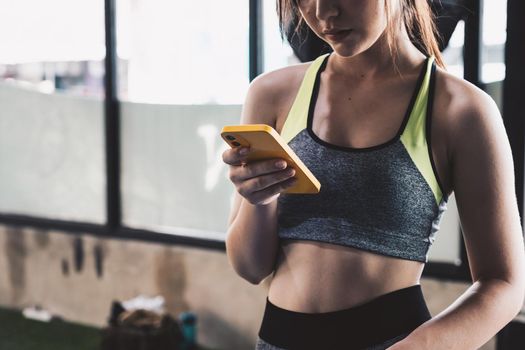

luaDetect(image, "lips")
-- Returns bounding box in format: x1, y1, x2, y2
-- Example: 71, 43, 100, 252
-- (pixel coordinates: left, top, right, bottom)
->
323, 29, 352, 41
322, 28, 350, 34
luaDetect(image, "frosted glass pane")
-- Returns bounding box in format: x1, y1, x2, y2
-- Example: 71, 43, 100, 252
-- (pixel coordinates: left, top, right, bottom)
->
0, 83, 105, 222
262, 0, 299, 72
482, 0, 506, 83
427, 193, 462, 265
121, 103, 240, 238
0, 0, 105, 98
442, 20, 464, 78
116, 0, 249, 104
0, 0, 105, 64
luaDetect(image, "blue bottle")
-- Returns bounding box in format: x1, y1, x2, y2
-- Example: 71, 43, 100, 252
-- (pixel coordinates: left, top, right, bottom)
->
179, 311, 197, 350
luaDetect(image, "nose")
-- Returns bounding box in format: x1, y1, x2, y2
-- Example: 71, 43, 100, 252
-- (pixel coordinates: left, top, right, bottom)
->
315, 0, 339, 22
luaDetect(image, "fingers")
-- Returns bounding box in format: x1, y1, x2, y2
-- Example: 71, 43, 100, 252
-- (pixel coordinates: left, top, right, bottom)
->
222, 146, 250, 166
238, 166, 295, 195
222, 145, 297, 205
225, 146, 289, 181
239, 158, 290, 180
246, 176, 297, 205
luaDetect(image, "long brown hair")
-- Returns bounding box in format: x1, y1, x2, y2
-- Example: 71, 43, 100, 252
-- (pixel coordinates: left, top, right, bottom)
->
277, 0, 446, 69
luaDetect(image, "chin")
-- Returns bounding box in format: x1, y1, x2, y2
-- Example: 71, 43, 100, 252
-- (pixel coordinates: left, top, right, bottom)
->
331, 40, 375, 59
330, 45, 361, 58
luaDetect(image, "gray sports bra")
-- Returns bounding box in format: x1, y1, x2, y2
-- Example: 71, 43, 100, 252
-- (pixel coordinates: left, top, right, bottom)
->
277, 53, 449, 263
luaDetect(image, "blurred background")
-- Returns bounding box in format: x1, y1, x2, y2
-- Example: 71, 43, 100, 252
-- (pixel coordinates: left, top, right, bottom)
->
0, 0, 523, 349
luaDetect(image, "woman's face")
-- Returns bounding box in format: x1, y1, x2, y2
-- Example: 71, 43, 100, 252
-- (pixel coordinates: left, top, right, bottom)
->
296, 0, 390, 57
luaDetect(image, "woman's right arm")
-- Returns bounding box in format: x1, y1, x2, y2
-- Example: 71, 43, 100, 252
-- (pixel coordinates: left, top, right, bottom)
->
223, 73, 297, 285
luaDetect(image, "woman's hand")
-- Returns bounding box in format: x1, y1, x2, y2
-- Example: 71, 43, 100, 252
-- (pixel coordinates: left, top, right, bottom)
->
222, 146, 297, 206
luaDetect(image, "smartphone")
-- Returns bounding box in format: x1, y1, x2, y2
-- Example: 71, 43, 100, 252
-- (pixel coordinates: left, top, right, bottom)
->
221, 124, 321, 194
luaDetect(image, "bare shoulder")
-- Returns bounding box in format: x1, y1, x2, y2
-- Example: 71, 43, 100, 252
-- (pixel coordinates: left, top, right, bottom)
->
240, 61, 311, 133
435, 66, 501, 126
433, 66, 508, 192
433, 66, 503, 161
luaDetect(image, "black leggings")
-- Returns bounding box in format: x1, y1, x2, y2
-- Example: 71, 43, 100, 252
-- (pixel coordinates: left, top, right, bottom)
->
256, 284, 431, 350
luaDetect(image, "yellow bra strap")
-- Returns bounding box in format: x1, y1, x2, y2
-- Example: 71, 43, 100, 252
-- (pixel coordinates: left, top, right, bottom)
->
280, 53, 330, 143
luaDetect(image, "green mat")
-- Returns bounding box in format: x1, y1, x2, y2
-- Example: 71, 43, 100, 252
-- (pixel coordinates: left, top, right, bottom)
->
0, 307, 101, 350
0, 307, 221, 350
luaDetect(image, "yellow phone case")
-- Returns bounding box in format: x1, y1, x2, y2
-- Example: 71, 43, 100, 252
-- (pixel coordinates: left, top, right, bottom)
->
221, 124, 321, 194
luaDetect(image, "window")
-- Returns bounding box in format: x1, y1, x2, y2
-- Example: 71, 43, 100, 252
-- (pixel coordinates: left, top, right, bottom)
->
0, 0, 106, 223
116, 0, 249, 104
481, 0, 506, 109
116, 0, 249, 237
481, 0, 506, 84
442, 20, 465, 79
262, 0, 299, 73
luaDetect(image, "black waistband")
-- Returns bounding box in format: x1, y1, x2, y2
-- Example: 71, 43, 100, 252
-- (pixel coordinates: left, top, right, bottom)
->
258, 284, 431, 350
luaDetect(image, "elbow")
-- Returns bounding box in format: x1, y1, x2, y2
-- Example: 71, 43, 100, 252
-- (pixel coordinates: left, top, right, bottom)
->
504, 281, 525, 319
511, 278, 525, 317
488, 276, 525, 318
232, 262, 272, 285
247, 271, 274, 285
226, 243, 271, 286
506, 271, 525, 317
244, 273, 265, 285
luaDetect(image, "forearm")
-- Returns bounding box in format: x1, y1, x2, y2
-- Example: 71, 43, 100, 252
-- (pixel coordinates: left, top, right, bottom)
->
389, 278, 525, 349
226, 198, 280, 284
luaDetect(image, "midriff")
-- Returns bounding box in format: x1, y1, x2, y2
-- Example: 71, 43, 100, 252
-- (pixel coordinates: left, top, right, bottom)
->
267, 239, 425, 313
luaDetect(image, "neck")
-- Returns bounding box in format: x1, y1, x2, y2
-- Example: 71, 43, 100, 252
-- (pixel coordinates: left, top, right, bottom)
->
327, 25, 426, 80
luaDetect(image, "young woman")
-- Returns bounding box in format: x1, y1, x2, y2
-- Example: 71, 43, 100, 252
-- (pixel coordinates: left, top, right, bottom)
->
222, 1, 525, 349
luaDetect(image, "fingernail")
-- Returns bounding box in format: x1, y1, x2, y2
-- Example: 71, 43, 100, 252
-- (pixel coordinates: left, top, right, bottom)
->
275, 160, 287, 169
239, 147, 249, 155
